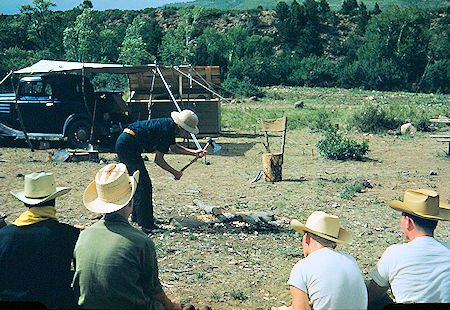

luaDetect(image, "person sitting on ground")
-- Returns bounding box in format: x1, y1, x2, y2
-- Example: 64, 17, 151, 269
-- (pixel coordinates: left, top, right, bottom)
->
272, 211, 367, 310
72, 163, 181, 310
367, 189, 450, 308
0, 172, 79, 308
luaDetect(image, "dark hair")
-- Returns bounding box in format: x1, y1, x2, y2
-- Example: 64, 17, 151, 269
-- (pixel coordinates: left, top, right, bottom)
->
25, 199, 55, 208
402, 212, 438, 235
306, 231, 337, 249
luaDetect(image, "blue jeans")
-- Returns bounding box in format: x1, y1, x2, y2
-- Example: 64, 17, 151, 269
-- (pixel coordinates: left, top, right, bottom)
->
115, 132, 153, 228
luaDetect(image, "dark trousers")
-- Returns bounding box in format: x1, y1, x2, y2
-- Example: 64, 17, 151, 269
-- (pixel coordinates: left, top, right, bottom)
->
115, 132, 153, 228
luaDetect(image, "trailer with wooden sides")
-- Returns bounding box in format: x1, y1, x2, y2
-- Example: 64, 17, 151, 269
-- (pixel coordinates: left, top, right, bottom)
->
127, 65, 221, 134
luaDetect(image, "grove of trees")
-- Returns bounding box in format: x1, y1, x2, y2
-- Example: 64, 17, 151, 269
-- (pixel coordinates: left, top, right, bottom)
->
0, 0, 448, 95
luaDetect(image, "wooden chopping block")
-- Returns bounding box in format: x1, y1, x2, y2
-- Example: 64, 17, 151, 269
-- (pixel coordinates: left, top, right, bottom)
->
262, 153, 283, 182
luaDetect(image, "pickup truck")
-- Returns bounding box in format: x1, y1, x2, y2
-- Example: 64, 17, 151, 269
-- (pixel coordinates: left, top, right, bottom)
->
0, 73, 130, 147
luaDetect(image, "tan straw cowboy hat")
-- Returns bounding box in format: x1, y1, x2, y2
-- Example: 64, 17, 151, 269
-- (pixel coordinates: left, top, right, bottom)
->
10, 172, 70, 205
83, 163, 139, 213
390, 189, 450, 221
291, 211, 352, 244
171, 109, 199, 134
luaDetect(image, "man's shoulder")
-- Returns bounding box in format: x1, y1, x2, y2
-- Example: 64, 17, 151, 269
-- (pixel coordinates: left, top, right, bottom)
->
83, 221, 153, 245
0, 220, 78, 234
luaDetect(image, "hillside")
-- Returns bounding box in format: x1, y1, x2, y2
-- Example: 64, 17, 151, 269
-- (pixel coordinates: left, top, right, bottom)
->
169, 0, 450, 10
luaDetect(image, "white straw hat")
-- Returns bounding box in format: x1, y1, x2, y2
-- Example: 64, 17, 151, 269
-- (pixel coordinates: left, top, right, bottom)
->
390, 189, 450, 221
10, 172, 70, 205
171, 109, 199, 134
291, 211, 352, 244
83, 163, 139, 213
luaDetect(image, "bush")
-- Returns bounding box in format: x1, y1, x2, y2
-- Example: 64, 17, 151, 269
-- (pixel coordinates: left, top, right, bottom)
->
350, 104, 401, 133
308, 107, 333, 132
229, 290, 247, 301
221, 76, 263, 98
316, 126, 369, 160
341, 183, 363, 199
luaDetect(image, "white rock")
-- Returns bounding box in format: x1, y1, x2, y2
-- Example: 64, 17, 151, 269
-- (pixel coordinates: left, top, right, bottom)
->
400, 123, 416, 135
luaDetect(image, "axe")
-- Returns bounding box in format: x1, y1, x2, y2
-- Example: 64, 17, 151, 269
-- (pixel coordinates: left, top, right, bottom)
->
180, 137, 221, 172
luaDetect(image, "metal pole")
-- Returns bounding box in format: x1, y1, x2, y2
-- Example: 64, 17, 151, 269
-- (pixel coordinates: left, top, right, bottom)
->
156, 66, 201, 150
0, 71, 13, 87
147, 66, 157, 120
172, 66, 227, 101
11, 74, 34, 151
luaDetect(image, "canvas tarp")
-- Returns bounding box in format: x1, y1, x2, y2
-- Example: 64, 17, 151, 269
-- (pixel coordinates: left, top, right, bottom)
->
14, 60, 154, 75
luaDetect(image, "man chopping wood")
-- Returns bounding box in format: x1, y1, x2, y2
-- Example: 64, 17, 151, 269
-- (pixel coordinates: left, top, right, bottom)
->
115, 109, 206, 233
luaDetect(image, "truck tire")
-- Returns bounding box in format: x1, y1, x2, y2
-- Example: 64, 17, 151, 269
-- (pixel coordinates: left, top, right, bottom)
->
66, 120, 91, 148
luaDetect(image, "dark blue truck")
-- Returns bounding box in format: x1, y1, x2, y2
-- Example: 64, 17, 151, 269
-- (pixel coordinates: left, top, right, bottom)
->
0, 74, 129, 147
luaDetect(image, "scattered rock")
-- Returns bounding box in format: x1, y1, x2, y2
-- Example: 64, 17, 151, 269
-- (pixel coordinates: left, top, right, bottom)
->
400, 123, 416, 135
387, 129, 401, 135
141, 154, 149, 161
332, 202, 340, 208
16, 174, 24, 178
248, 96, 258, 101
429, 170, 438, 176
169, 216, 208, 228
294, 101, 304, 108
354, 179, 373, 190
193, 199, 223, 215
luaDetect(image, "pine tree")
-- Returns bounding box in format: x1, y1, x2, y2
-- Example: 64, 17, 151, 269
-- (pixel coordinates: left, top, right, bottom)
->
371, 2, 382, 15
341, 0, 359, 15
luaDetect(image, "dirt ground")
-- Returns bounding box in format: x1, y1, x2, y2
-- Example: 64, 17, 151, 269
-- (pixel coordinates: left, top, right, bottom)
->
0, 129, 449, 309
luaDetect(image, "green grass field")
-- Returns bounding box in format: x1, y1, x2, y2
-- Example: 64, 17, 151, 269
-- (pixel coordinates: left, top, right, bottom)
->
221, 86, 450, 133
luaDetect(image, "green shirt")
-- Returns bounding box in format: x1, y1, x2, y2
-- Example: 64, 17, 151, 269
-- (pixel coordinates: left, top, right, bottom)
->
72, 213, 163, 309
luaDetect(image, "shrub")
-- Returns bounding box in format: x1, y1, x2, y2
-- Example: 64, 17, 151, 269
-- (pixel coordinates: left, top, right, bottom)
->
411, 110, 432, 132
316, 126, 369, 160
341, 183, 363, 199
229, 290, 247, 301
350, 104, 401, 133
308, 107, 333, 132
221, 76, 263, 98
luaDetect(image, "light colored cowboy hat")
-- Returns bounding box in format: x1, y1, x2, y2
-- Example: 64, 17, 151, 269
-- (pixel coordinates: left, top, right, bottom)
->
10, 172, 70, 205
291, 211, 352, 244
83, 163, 139, 214
390, 189, 450, 221
171, 109, 199, 134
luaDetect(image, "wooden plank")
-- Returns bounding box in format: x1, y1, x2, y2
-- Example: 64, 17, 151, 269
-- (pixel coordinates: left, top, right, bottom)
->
430, 118, 450, 123
430, 135, 450, 138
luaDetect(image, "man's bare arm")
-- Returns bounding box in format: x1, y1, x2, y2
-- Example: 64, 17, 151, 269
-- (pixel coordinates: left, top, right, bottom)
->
290, 285, 310, 310
170, 143, 206, 157
152, 290, 181, 310
367, 279, 392, 309
154, 151, 182, 179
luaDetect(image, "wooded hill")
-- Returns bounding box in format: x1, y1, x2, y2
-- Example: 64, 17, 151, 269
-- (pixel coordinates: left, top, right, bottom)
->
170, 0, 450, 10
0, 0, 448, 95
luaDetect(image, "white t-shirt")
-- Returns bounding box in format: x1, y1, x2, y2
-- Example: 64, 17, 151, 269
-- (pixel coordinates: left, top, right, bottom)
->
370, 236, 450, 303
288, 247, 368, 310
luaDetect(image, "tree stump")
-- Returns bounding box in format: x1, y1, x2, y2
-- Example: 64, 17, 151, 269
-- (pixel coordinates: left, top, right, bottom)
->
262, 153, 283, 182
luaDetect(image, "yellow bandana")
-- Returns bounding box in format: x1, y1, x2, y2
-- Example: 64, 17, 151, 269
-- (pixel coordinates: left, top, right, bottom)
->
13, 206, 57, 226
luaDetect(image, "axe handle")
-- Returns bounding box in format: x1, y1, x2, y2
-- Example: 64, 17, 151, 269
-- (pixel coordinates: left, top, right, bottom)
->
180, 141, 211, 172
